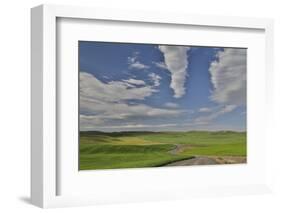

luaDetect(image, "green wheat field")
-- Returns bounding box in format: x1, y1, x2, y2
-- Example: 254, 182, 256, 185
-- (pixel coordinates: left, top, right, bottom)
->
79, 131, 247, 170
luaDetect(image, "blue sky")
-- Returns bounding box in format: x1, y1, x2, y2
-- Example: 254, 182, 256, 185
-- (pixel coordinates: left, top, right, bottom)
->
79, 41, 246, 132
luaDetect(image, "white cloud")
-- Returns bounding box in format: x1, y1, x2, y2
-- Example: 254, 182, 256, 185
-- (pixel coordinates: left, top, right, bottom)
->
148, 73, 161, 87
194, 105, 237, 125
80, 72, 156, 103
128, 52, 150, 70
153, 61, 167, 70
209, 48, 247, 106
158, 45, 190, 98
80, 100, 185, 129
198, 107, 212, 113
80, 102, 183, 121
129, 61, 150, 70
164, 102, 178, 108
123, 78, 146, 86
81, 123, 178, 131
80, 72, 186, 130
221, 105, 237, 113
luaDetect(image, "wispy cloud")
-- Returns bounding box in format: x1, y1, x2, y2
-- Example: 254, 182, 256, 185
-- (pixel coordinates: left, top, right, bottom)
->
80, 72, 186, 130
158, 45, 190, 98
81, 123, 179, 131
194, 105, 237, 125
198, 107, 212, 113
153, 61, 167, 70
148, 73, 161, 87
209, 48, 246, 106
123, 79, 146, 86
164, 102, 179, 108
80, 72, 156, 103
128, 52, 150, 70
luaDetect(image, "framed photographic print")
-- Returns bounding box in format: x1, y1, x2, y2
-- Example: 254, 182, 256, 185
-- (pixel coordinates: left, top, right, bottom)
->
78, 41, 247, 170
31, 4, 274, 208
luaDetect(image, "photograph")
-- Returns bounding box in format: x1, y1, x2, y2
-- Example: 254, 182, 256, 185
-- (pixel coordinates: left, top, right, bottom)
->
79, 41, 247, 170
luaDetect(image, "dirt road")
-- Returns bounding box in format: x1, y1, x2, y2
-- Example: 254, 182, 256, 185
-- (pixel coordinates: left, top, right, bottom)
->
165, 156, 218, 166
165, 156, 246, 166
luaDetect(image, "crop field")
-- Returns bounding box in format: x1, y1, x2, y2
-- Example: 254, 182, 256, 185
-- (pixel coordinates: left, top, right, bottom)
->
79, 131, 247, 170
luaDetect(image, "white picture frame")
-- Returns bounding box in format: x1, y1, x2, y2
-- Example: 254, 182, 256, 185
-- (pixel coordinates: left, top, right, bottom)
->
31, 4, 274, 208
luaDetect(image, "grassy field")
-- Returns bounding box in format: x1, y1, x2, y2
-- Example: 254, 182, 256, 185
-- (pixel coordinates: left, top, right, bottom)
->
79, 131, 247, 170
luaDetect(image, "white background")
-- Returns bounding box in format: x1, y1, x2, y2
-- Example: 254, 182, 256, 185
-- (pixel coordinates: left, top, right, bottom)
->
58, 18, 266, 198
0, 0, 280, 212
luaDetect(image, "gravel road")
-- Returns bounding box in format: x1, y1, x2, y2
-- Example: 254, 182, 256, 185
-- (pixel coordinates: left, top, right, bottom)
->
165, 156, 218, 166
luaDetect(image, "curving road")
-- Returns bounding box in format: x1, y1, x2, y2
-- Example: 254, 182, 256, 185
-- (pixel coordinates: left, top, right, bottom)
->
165, 156, 218, 166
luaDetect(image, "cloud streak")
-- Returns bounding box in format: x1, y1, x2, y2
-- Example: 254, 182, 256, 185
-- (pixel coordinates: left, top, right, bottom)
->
80, 72, 186, 130
158, 45, 190, 98
148, 73, 161, 87
128, 52, 150, 70
194, 105, 237, 125
198, 107, 212, 113
123, 79, 146, 86
209, 48, 247, 106
80, 72, 157, 103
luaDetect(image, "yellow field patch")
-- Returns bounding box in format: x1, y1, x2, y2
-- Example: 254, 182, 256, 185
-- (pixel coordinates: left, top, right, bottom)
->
110, 136, 161, 145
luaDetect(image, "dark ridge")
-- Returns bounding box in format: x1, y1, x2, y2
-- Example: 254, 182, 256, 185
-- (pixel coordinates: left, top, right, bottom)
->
154, 156, 195, 167
80, 130, 246, 136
